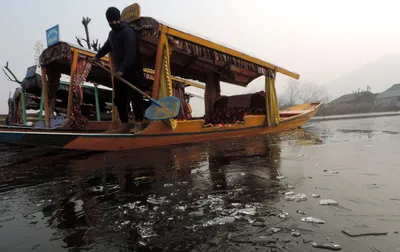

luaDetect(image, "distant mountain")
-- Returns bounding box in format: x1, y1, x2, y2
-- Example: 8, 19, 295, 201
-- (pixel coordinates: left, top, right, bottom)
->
324, 54, 400, 100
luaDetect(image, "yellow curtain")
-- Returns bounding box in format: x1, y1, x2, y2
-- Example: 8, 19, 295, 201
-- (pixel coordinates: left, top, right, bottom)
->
265, 71, 280, 127
158, 34, 177, 130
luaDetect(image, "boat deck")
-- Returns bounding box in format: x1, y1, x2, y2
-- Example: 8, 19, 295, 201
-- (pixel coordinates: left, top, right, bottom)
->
1, 103, 321, 135
0, 102, 322, 151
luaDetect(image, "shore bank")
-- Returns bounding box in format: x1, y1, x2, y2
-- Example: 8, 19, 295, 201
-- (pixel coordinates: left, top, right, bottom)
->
311, 111, 400, 122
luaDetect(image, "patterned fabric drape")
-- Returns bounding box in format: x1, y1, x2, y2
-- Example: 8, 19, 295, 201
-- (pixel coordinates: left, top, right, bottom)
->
70, 57, 92, 129
158, 34, 177, 130
265, 71, 280, 127
39, 42, 71, 66
168, 36, 267, 77
184, 102, 193, 120
172, 82, 186, 119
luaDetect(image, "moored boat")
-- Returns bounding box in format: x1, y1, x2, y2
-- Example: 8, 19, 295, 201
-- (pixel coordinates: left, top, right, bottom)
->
5, 56, 203, 129
0, 3, 322, 151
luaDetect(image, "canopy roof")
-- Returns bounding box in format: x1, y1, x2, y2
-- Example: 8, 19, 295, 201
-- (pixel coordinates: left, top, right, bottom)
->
39, 16, 299, 88
39, 42, 206, 90
130, 16, 299, 86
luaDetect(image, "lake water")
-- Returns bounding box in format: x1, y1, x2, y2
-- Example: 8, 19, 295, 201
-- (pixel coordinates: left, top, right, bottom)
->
1, 116, 400, 251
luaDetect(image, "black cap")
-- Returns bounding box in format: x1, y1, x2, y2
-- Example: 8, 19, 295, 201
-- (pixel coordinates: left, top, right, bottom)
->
106, 7, 121, 22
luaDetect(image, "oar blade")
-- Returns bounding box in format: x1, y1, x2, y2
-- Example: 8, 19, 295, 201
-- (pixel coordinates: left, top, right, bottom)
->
145, 96, 181, 120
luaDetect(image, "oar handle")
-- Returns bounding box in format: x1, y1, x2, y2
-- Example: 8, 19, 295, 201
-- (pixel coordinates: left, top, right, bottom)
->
149, 97, 162, 107
93, 61, 152, 100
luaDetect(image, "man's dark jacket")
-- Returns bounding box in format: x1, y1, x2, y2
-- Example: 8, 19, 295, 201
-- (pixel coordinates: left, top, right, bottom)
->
95, 21, 142, 76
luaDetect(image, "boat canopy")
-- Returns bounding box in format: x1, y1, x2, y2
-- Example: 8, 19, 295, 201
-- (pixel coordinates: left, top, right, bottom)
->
37, 40, 206, 128
39, 14, 299, 88
127, 16, 299, 87
38, 42, 205, 91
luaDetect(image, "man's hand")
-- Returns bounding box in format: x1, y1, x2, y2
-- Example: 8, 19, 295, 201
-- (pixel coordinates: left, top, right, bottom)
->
115, 71, 123, 78
88, 57, 100, 65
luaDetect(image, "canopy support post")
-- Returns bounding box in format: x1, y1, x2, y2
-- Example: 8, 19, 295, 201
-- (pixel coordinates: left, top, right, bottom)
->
21, 89, 27, 125
152, 25, 167, 100
204, 73, 221, 123
41, 67, 50, 128
109, 54, 118, 121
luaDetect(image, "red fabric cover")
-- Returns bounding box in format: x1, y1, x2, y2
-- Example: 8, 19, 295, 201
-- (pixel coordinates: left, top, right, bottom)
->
211, 92, 266, 124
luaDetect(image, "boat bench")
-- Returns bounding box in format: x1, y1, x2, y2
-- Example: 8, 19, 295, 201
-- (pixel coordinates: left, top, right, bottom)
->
211, 107, 265, 124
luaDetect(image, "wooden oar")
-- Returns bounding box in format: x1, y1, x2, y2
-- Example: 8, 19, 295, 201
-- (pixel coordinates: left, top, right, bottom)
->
92, 61, 180, 120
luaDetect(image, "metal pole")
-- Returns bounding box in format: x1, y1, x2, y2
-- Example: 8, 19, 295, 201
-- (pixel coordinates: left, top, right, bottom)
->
39, 88, 44, 120
94, 84, 101, 121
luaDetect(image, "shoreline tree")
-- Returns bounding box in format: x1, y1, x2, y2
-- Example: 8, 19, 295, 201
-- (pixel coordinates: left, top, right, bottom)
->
278, 80, 329, 109
76, 17, 101, 52
33, 40, 45, 73
33, 41, 45, 67
3, 40, 45, 84
2, 62, 22, 85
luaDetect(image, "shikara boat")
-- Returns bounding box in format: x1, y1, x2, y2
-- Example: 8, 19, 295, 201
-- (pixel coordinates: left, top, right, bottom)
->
0, 3, 321, 151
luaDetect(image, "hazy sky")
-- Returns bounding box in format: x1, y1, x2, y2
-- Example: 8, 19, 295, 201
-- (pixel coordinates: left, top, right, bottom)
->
1, 0, 400, 114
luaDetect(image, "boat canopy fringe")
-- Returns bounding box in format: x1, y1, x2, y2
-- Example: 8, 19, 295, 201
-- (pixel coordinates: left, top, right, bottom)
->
265, 71, 280, 127
172, 82, 186, 120
129, 17, 268, 86
132, 17, 268, 77
70, 56, 92, 129
39, 42, 71, 66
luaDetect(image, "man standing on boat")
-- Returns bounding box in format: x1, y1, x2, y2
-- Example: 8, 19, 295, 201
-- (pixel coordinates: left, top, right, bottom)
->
89, 6, 144, 133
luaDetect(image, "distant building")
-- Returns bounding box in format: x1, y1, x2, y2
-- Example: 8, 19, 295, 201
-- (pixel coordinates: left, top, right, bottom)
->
316, 91, 377, 116
329, 91, 377, 105
374, 84, 400, 111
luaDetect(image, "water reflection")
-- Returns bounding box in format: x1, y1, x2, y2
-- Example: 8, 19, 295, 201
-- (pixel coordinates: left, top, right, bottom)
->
53, 136, 284, 250
0, 128, 324, 251
3, 118, 400, 251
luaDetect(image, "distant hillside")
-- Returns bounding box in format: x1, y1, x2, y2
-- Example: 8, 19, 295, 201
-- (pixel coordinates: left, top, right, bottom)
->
324, 54, 400, 100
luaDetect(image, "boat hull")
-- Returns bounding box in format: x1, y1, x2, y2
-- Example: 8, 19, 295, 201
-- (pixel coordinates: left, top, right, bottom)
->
0, 102, 321, 151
